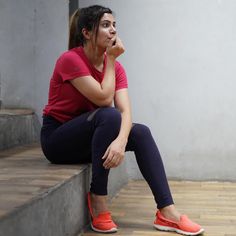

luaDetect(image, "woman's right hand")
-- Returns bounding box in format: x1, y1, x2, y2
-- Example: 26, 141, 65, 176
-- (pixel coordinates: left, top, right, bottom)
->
106, 37, 125, 59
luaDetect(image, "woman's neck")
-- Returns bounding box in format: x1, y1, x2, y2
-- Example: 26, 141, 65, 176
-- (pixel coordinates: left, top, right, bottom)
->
83, 43, 105, 70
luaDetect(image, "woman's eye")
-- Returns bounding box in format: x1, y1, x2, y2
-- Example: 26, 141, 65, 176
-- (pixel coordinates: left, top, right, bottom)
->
102, 23, 109, 27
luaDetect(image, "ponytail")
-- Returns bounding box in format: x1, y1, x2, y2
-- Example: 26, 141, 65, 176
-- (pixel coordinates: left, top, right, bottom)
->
68, 9, 80, 50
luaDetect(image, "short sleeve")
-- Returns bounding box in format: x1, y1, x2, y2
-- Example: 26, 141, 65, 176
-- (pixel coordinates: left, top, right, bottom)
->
115, 61, 128, 91
56, 51, 91, 82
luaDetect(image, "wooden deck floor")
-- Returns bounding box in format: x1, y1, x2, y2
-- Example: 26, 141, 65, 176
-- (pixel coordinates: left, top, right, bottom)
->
82, 180, 236, 236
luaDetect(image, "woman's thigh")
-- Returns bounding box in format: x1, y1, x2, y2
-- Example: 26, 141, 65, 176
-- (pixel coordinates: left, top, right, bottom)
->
41, 110, 96, 164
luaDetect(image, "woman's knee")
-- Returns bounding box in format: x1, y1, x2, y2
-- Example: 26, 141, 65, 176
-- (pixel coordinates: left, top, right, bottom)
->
95, 107, 121, 127
130, 123, 151, 139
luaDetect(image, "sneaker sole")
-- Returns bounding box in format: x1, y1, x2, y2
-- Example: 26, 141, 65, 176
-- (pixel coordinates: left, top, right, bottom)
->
91, 223, 118, 233
154, 224, 204, 236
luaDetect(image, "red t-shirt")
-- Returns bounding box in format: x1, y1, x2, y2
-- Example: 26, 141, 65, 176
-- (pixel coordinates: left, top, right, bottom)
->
43, 47, 128, 123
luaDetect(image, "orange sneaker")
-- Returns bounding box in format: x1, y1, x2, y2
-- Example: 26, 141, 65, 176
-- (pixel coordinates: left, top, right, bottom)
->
154, 211, 204, 235
87, 192, 118, 233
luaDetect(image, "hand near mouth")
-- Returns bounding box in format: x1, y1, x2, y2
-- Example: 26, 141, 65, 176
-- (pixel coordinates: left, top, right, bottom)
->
106, 36, 125, 59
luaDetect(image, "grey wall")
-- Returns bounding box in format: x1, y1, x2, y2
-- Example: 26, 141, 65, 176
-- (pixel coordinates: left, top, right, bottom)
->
0, 0, 68, 118
1, 0, 235, 181
80, 0, 236, 181
0, 0, 129, 197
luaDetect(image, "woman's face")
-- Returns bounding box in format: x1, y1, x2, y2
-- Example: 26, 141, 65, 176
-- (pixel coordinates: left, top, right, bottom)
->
94, 13, 116, 49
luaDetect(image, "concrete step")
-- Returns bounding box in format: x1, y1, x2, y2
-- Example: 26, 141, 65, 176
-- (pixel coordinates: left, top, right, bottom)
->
0, 144, 91, 236
0, 109, 40, 150
0, 144, 128, 236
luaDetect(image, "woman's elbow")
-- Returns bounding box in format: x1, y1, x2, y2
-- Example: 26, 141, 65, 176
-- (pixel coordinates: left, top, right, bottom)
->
96, 96, 113, 107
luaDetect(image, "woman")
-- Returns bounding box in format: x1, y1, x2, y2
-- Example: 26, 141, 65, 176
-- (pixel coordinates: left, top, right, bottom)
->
41, 5, 204, 236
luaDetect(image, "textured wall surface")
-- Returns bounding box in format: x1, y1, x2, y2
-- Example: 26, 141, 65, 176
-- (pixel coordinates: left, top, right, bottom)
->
0, 109, 40, 150
0, 0, 68, 120
1, 0, 235, 180
80, 0, 236, 181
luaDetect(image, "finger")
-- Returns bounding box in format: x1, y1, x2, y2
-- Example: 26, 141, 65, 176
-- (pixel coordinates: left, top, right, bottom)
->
108, 155, 122, 168
112, 155, 120, 166
111, 35, 117, 43
114, 155, 124, 167
104, 153, 118, 169
107, 36, 116, 48
103, 152, 114, 168
115, 38, 125, 52
102, 146, 110, 159
115, 36, 120, 43
103, 150, 113, 164
115, 37, 122, 46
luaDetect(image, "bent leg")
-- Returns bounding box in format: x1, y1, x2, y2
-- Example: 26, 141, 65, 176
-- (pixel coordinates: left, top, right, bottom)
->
126, 123, 174, 209
90, 107, 121, 195
41, 107, 122, 195
41, 111, 95, 163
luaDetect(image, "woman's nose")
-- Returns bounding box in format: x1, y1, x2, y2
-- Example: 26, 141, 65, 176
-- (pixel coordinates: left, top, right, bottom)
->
110, 26, 116, 35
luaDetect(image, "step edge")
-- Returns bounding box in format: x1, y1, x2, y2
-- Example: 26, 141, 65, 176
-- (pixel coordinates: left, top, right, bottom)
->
0, 163, 91, 221
0, 109, 34, 116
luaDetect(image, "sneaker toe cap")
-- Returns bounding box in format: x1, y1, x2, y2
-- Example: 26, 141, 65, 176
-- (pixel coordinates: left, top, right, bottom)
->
180, 215, 202, 232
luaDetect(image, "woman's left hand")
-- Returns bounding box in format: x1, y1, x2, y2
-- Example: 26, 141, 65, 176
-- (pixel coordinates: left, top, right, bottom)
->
102, 138, 127, 169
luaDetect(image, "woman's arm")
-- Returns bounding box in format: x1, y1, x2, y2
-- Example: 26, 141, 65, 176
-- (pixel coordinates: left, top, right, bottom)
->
114, 88, 132, 142
70, 38, 125, 107
70, 56, 116, 107
102, 88, 132, 169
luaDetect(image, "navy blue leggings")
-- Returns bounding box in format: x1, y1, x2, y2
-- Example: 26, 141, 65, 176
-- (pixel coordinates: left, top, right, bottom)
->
40, 107, 174, 209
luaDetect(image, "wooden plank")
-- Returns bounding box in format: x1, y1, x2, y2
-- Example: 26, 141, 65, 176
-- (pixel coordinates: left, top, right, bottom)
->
82, 180, 236, 236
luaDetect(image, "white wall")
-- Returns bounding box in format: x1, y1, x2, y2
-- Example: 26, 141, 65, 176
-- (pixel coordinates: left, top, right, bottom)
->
0, 0, 68, 118
80, 0, 236, 180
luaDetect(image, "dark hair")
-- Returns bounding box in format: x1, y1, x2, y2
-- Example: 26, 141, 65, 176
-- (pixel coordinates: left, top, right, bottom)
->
68, 5, 113, 49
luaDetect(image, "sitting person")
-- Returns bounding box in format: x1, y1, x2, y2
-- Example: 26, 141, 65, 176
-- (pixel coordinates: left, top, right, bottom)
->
40, 5, 204, 236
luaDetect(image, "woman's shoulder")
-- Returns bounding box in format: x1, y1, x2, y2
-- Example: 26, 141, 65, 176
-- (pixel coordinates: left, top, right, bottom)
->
115, 60, 126, 72
58, 47, 83, 62
55, 47, 86, 68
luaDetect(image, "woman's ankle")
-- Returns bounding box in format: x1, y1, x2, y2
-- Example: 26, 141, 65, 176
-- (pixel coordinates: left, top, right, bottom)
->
91, 193, 109, 216
159, 204, 181, 222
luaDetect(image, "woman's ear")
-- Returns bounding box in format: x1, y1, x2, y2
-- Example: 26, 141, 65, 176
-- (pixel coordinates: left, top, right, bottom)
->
82, 28, 91, 40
